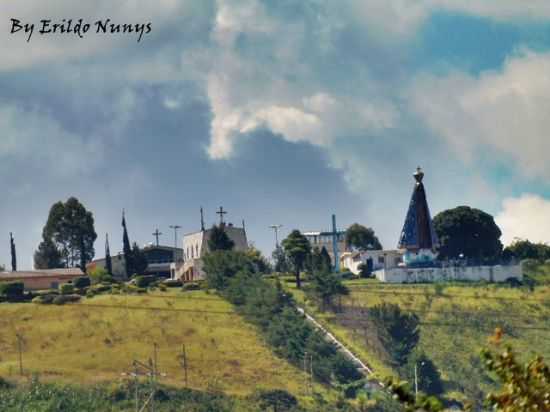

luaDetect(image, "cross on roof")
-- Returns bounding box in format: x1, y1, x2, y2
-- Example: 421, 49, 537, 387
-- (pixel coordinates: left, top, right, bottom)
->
216, 206, 227, 225
152, 229, 162, 246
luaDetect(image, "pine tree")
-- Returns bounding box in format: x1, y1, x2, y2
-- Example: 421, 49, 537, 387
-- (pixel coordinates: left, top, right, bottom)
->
34, 238, 63, 269
282, 230, 311, 289
131, 242, 148, 276
105, 234, 113, 276
9, 233, 16, 272
208, 224, 235, 251
122, 210, 133, 277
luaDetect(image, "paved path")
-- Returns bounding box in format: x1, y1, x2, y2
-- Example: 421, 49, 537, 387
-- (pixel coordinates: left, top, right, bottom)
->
296, 306, 375, 376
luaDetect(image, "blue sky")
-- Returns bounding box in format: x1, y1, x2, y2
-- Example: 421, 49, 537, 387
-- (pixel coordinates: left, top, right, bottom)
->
2, 0, 550, 269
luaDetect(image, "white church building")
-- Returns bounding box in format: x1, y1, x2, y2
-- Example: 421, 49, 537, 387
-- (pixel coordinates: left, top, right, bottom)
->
171, 219, 248, 282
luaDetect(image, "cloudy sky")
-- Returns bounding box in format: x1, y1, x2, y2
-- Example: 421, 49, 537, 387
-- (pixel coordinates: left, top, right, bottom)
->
2, 0, 550, 269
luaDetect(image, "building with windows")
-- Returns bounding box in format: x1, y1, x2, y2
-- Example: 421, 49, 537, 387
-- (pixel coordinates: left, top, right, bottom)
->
88, 244, 183, 279
172, 223, 248, 282
303, 230, 346, 266
0, 268, 85, 291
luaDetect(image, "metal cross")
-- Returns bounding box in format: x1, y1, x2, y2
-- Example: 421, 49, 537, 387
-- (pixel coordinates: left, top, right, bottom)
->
216, 206, 227, 225
152, 229, 162, 246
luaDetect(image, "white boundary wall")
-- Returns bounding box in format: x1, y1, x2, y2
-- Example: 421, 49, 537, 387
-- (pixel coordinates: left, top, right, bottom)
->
374, 264, 522, 283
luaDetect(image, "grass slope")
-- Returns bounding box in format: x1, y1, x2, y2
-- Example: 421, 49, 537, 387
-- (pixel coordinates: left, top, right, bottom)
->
0, 290, 309, 397
284, 277, 550, 401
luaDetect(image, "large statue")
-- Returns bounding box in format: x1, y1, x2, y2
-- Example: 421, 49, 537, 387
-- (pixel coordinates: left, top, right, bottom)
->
398, 167, 439, 267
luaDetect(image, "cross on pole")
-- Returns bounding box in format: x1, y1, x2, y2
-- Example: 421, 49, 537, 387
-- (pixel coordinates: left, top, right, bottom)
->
152, 229, 162, 247
216, 206, 227, 225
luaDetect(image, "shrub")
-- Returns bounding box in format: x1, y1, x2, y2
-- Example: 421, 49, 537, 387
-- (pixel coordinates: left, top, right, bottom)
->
32, 294, 55, 304
158, 283, 167, 292
88, 267, 114, 284
182, 282, 201, 291
134, 275, 156, 288
73, 276, 91, 289
163, 279, 182, 288
0, 282, 24, 300
53, 294, 81, 305
60, 283, 75, 295
401, 351, 444, 396
252, 389, 298, 412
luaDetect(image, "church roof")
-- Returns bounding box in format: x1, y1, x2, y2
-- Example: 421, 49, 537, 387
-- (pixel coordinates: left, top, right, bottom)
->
398, 167, 439, 250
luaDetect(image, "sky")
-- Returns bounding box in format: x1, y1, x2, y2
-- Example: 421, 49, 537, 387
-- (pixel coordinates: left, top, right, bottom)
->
2, 1, 550, 269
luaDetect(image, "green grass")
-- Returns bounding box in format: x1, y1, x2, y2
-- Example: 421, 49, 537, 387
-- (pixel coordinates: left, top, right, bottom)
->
282, 275, 550, 402
0, 290, 311, 397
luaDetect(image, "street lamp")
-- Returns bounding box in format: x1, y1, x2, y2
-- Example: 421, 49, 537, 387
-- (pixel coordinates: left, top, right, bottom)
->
269, 224, 283, 248
414, 361, 426, 398
169, 225, 182, 263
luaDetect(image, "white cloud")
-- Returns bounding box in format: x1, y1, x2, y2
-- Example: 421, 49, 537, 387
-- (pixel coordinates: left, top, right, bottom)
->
346, 0, 550, 40
411, 50, 550, 180
495, 194, 550, 245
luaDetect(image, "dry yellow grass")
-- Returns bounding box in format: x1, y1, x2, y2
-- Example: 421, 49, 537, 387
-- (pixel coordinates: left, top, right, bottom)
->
0, 290, 310, 396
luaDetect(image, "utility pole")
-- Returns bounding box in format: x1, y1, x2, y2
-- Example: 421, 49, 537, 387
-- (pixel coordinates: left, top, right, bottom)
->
269, 224, 283, 247
169, 225, 181, 263
15, 333, 23, 376
414, 361, 425, 399
180, 344, 188, 387
331, 214, 340, 273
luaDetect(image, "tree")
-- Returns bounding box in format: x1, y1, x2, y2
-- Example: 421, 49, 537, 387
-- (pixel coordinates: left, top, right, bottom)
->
122, 210, 132, 277
502, 239, 550, 262
245, 246, 271, 273
401, 352, 444, 396
130, 243, 148, 276
36, 197, 97, 270
307, 268, 348, 311
433, 206, 503, 264
208, 224, 235, 251
105, 234, 113, 276
34, 237, 63, 269
272, 245, 291, 273
366, 303, 420, 367
9, 233, 16, 272
345, 224, 383, 251
282, 230, 311, 289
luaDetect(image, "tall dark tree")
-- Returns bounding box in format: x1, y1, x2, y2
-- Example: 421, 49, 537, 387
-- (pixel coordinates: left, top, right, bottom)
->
281, 230, 311, 289
122, 210, 132, 277
34, 237, 63, 269
131, 242, 148, 276
502, 239, 550, 262
105, 234, 113, 276
366, 303, 420, 367
345, 223, 383, 251
9, 233, 16, 272
35, 197, 97, 269
433, 206, 503, 264
208, 224, 235, 251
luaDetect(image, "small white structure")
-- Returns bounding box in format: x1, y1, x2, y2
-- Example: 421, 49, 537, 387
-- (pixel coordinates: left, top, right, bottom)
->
341, 250, 403, 275
171, 223, 248, 282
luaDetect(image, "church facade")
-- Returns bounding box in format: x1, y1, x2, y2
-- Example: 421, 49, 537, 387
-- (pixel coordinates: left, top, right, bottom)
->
171, 223, 248, 282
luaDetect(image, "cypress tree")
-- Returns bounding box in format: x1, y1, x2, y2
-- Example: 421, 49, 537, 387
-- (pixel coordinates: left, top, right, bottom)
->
105, 234, 113, 276
10, 232, 16, 272
122, 210, 133, 277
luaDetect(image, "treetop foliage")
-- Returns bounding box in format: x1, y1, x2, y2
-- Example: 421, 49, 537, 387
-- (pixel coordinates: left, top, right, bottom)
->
433, 206, 503, 264
208, 224, 235, 252
345, 224, 383, 251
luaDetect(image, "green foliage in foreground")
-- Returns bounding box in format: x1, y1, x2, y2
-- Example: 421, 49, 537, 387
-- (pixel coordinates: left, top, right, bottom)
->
386, 336, 550, 412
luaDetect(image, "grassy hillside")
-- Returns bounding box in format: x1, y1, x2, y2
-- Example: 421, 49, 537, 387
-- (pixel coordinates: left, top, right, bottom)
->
284, 277, 550, 403
0, 290, 310, 397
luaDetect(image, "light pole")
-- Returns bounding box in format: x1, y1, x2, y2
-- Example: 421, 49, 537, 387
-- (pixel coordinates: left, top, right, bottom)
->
269, 224, 283, 248
169, 225, 182, 263
414, 361, 425, 398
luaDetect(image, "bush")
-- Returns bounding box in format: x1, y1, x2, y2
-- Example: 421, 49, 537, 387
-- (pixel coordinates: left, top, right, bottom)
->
401, 351, 444, 396
53, 294, 81, 305
134, 275, 156, 288
339, 271, 355, 280
182, 282, 201, 291
252, 389, 298, 412
60, 283, 75, 295
32, 294, 56, 304
88, 267, 114, 284
163, 279, 182, 288
0, 282, 24, 301
73, 276, 91, 289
